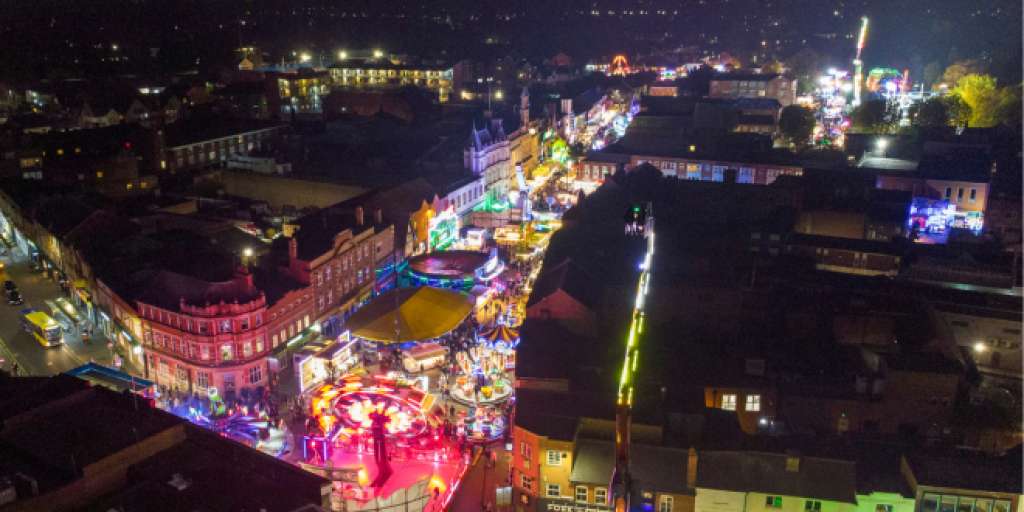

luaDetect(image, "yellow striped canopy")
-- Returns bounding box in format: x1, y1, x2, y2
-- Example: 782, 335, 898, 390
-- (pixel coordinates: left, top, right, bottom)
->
480, 324, 519, 344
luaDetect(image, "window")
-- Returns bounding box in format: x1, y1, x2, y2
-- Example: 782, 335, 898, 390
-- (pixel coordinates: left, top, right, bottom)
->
969, 188, 977, 202
242, 342, 252, 358
221, 344, 234, 361
272, 334, 279, 347
249, 365, 262, 384
196, 372, 210, 389
875, 505, 893, 512
944, 187, 952, 198
546, 450, 564, 466
176, 366, 188, 382
520, 475, 534, 492
766, 496, 783, 508
745, 394, 761, 412
805, 501, 822, 512
721, 394, 737, 411
220, 320, 231, 333
659, 495, 674, 512
575, 486, 588, 502
595, 488, 608, 504
545, 484, 561, 498
520, 442, 531, 458
255, 337, 264, 352
200, 345, 210, 361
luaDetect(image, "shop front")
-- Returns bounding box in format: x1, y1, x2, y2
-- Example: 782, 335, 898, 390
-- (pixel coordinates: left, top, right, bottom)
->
294, 332, 360, 394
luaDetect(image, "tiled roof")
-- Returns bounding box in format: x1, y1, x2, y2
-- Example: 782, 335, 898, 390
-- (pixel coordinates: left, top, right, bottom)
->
696, 451, 858, 503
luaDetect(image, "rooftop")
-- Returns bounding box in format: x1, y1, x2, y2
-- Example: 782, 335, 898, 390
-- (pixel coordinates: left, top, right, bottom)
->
696, 451, 858, 503
162, 117, 285, 148
571, 438, 693, 494
82, 426, 329, 512
907, 450, 1023, 494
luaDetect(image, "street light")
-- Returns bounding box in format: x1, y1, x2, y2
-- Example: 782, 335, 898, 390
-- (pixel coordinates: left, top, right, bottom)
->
973, 342, 987, 353
300, 52, 312, 63
373, 49, 384, 59
876, 138, 888, 156
243, 247, 254, 258
338, 50, 348, 60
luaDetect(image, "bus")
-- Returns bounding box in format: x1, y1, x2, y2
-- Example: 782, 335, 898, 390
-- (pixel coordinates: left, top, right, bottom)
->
23, 310, 62, 347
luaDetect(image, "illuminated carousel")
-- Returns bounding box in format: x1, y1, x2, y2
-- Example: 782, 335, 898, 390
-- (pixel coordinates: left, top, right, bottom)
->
446, 324, 518, 444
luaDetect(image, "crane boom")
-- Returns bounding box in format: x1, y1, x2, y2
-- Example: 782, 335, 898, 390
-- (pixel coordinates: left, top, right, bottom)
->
610, 203, 655, 512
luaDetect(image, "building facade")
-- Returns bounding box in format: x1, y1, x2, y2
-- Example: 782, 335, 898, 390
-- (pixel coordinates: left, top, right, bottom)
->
628, 154, 803, 185
708, 75, 797, 107
329, 61, 452, 102
466, 119, 513, 203
162, 124, 286, 173
138, 271, 272, 395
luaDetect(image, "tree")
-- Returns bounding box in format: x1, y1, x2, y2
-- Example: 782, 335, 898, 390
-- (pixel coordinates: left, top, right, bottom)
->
944, 94, 972, 128
778, 105, 816, 145
939, 60, 984, 89
922, 62, 943, 89
784, 48, 825, 95
952, 74, 1003, 127
911, 97, 949, 127
850, 100, 893, 133
995, 84, 1023, 128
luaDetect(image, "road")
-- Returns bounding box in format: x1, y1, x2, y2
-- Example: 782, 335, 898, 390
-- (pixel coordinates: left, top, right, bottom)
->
0, 242, 113, 376
449, 446, 512, 512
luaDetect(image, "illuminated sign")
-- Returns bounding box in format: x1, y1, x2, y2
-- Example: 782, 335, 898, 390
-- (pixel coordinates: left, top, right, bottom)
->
428, 206, 460, 252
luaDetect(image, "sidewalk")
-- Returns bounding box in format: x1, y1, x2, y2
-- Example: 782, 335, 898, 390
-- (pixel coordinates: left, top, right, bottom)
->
448, 446, 511, 512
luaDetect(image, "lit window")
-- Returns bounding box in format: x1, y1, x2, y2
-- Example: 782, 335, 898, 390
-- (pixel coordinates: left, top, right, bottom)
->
546, 484, 561, 498
546, 450, 563, 466
595, 488, 608, 504
721, 394, 737, 411
660, 495, 674, 512
520, 442, 531, 458
221, 344, 234, 361
766, 496, 783, 508
242, 342, 252, 357
160, 160, 167, 170
196, 372, 210, 388
745, 394, 761, 412
576, 486, 588, 502
805, 501, 822, 512
96, 171, 104, 178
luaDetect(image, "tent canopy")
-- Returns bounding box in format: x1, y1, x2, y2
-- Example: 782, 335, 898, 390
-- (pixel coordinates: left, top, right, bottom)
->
346, 287, 474, 343
480, 324, 519, 344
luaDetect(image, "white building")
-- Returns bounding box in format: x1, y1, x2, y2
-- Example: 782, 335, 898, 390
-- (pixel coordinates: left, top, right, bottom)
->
464, 118, 512, 203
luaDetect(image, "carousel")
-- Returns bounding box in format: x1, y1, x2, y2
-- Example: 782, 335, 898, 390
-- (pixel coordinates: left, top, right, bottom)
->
445, 323, 518, 443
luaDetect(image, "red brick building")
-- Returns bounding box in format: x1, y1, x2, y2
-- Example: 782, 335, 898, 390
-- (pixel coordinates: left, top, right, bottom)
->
284, 204, 396, 338
137, 269, 273, 396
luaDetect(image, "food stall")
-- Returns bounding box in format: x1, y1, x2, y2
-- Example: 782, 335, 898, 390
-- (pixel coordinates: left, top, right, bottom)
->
402, 342, 448, 373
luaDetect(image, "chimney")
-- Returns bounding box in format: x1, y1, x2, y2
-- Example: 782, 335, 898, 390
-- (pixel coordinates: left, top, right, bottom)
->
374, 207, 383, 225
355, 206, 365, 226
288, 237, 298, 262
686, 447, 698, 489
